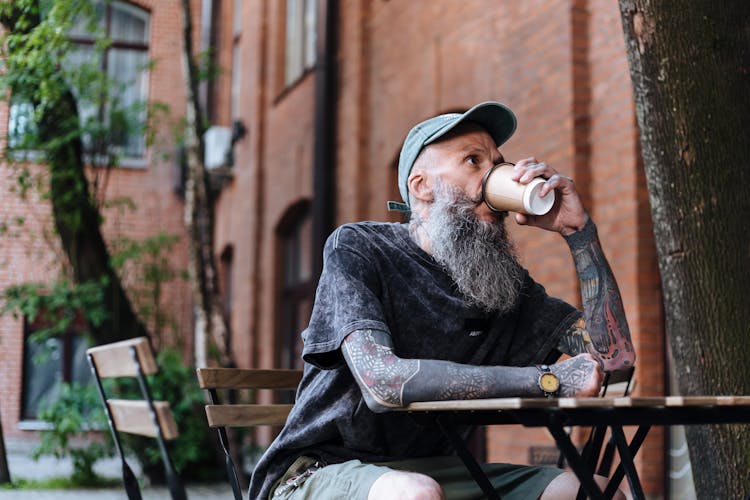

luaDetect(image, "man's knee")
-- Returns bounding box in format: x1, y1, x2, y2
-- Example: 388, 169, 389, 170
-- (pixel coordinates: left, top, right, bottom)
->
368, 470, 444, 500
540, 471, 625, 500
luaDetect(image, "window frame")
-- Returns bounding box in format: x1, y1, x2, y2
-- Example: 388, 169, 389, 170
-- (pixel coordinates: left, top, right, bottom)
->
277, 0, 317, 94
71, 0, 151, 167
19, 317, 91, 425
7, 0, 152, 168
275, 201, 314, 370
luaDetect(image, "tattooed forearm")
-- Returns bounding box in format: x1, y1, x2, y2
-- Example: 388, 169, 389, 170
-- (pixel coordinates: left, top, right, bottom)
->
557, 317, 591, 356
562, 219, 635, 370
342, 329, 419, 409
342, 329, 539, 412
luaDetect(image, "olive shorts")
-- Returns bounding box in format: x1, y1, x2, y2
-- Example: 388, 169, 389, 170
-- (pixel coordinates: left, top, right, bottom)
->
270, 455, 564, 500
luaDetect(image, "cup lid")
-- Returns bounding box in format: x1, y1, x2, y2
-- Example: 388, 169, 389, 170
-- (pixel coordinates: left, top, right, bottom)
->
523, 179, 555, 215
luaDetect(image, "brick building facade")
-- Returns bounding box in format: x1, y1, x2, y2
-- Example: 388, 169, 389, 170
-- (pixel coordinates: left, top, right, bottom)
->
1, 0, 680, 496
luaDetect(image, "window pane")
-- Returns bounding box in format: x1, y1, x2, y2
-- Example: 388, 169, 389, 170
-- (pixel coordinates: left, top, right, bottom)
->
233, 0, 243, 36
70, 335, 93, 386
110, 2, 150, 44
107, 47, 149, 156
22, 338, 63, 420
67, 44, 102, 119
69, 2, 105, 39
232, 44, 241, 119
7, 100, 37, 150
304, 0, 317, 68
285, 0, 304, 85
298, 214, 313, 283
278, 207, 313, 370
283, 232, 299, 287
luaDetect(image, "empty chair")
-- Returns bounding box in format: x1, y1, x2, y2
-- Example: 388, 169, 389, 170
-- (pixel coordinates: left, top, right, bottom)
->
87, 337, 187, 500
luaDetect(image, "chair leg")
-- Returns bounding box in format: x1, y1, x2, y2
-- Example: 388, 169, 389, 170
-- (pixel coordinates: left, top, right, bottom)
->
218, 427, 243, 500
152, 417, 188, 500
122, 461, 144, 500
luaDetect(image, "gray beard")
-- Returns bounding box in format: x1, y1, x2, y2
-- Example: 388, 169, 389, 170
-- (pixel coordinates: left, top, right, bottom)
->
419, 182, 524, 314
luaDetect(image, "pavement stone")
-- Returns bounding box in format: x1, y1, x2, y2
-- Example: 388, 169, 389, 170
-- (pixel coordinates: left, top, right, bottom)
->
2, 437, 233, 499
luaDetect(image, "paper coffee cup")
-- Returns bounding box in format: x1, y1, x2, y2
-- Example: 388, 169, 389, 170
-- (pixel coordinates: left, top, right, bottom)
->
481, 163, 555, 215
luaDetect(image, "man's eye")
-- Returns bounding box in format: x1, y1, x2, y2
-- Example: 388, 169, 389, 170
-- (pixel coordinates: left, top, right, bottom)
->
466, 155, 480, 165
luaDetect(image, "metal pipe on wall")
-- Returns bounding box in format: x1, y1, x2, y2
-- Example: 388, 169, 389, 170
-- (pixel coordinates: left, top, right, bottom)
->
311, 0, 338, 282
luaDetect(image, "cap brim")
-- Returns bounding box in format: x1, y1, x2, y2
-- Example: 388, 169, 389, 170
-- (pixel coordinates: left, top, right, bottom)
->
424, 101, 517, 148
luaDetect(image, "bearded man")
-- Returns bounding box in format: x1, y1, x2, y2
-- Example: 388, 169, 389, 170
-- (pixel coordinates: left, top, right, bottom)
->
248, 102, 635, 500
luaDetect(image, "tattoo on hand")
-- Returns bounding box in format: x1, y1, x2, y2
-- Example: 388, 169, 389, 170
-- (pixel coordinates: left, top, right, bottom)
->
552, 356, 598, 397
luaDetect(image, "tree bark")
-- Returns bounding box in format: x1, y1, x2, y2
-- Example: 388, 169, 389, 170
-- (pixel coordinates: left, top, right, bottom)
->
1, 2, 148, 346
618, 1, 750, 497
180, 0, 231, 367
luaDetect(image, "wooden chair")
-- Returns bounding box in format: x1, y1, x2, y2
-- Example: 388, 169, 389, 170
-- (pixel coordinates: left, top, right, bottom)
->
87, 337, 187, 500
196, 368, 303, 500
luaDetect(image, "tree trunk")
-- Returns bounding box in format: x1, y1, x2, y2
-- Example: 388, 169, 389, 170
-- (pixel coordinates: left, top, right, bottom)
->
1, 2, 149, 346
618, 1, 750, 497
0, 414, 10, 484
180, 0, 232, 367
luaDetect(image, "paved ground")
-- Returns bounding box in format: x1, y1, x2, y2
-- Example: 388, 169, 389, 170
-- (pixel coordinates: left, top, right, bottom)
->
1, 437, 233, 499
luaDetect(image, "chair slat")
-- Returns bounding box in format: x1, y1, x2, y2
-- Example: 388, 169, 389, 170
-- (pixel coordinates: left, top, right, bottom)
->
87, 337, 158, 378
108, 399, 179, 440
205, 404, 294, 427
196, 368, 302, 390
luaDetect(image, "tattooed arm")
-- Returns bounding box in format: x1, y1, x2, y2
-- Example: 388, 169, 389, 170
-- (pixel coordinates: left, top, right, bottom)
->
342, 329, 602, 413
557, 218, 636, 372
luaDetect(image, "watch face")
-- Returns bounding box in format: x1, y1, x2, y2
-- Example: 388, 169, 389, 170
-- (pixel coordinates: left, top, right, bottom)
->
539, 372, 560, 393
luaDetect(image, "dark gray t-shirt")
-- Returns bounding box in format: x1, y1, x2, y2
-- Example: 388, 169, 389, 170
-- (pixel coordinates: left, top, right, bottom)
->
248, 221, 580, 499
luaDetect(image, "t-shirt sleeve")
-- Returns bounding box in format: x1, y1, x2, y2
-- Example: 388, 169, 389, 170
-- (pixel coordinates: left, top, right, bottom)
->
301, 226, 389, 369
512, 273, 582, 366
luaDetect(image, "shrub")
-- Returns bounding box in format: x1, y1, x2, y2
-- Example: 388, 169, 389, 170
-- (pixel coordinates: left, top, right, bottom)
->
33, 382, 113, 486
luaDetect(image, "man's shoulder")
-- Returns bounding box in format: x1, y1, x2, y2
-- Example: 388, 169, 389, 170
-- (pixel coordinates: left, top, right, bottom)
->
328, 221, 407, 251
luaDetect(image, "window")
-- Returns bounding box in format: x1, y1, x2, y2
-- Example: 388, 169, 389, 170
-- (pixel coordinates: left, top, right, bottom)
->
21, 322, 91, 421
231, 0, 243, 119
277, 203, 314, 370
70, 1, 151, 161
6, 100, 38, 153
283, 0, 317, 87
220, 246, 234, 326
8, 1, 151, 163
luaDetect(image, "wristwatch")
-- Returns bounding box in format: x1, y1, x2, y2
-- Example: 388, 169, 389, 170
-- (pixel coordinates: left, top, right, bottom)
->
537, 364, 560, 397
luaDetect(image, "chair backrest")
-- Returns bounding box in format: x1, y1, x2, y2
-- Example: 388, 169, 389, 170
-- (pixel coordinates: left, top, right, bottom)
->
87, 337, 187, 500
195, 367, 303, 500
599, 367, 636, 398
196, 368, 303, 427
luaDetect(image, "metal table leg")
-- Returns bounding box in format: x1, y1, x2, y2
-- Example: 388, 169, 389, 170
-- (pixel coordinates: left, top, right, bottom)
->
546, 416, 606, 500
607, 425, 649, 500
436, 417, 501, 500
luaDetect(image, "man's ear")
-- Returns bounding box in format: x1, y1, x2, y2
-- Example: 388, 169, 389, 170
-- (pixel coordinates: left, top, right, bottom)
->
407, 170, 434, 204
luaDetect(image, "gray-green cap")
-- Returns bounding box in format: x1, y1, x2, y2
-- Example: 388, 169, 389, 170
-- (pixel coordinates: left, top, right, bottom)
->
389, 101, 517, 212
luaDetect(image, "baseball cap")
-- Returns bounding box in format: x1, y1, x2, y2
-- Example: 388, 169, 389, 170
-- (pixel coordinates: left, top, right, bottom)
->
388, 101, 517, 212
